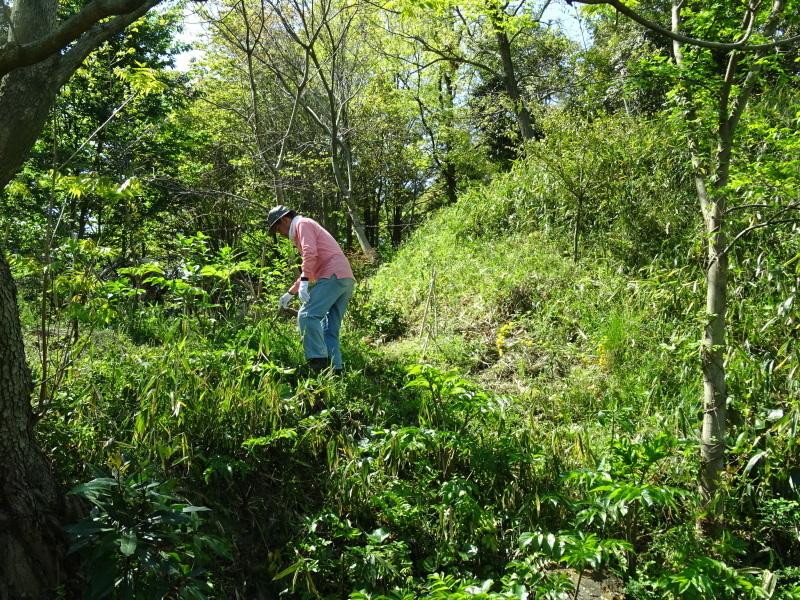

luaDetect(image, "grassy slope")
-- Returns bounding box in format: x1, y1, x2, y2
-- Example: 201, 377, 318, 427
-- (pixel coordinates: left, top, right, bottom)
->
364, 158, 800, 598
369, 172, 699, 427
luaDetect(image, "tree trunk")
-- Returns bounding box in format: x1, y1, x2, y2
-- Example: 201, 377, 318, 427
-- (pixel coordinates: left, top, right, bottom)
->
330, 146, 378, 261
391, 198, 404, 248
0, 60, 63, 190
700, 201, 728, 528
670, 1, 730, 533
0, 252, 69, 599
669, 0, 787, 534
495, 28, 536, 142
0, 5, 72, 595
572, 194, 582, 262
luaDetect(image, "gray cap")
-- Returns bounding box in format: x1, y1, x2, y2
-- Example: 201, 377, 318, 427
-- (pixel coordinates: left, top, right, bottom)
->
267, 205, 291, 232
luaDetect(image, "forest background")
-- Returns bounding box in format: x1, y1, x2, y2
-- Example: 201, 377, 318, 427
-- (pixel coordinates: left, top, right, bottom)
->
1, 0, 800, 598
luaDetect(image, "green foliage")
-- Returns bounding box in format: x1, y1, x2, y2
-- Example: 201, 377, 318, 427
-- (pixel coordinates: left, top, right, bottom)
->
66, 460, 229, 600
520, 529, 631, 580
653, 556, 769, 600
7, 4, 799, 599
348, 286, 408, 341
404, 364, 498, 431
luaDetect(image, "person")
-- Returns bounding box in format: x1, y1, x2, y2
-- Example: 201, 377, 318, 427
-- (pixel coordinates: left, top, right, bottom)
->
268, 205, 355, 374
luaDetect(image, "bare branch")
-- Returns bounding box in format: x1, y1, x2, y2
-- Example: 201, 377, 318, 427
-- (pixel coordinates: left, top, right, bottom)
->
724, 203, 771, 215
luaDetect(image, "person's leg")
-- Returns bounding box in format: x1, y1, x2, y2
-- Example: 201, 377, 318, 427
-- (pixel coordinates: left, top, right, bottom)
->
297, 278, 339, 363
322, 277, 354, 370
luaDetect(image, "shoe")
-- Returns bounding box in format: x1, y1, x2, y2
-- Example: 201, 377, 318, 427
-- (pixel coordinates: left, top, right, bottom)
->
307, 357, 331, 373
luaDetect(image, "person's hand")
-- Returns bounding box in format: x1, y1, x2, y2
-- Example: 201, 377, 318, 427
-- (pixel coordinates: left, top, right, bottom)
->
279, 292, 293, 309
298, 280, 310, 304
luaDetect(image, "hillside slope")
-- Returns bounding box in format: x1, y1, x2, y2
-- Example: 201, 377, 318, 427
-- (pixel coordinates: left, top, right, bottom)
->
368, 161, 699, 420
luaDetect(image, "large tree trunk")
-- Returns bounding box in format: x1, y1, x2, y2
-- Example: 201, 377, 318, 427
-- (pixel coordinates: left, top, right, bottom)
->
0, 0, 60, 189
0, 3, 72, 595
0, 62, 63, 186
0, 252, 70, 599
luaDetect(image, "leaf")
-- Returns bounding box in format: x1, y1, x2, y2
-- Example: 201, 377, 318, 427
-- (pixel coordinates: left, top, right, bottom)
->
149, 509, 193, 525
116, 178, 133, 195
743, 451, 768, 476
88, 558, 117, 599
366, 527, 392, 544
120, 532, 137, 556
273, 559, 305, 580
767, 409, 784, 420
199, 265, 221, 277
69, 478, 118, 496
64, 519, 112, 537
196, 534, 232, 560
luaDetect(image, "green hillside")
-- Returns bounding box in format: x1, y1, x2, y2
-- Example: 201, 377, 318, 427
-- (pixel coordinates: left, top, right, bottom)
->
361, 117, 800, 598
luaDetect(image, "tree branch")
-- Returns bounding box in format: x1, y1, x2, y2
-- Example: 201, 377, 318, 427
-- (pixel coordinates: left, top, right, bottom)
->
571, 0, 800, 51
726, 0, 786, 137
0, 0, 167, 78
52, 0, 164, 87
719, 201, 800, 258
403, 32, 503, 81
724, 203, 771, 215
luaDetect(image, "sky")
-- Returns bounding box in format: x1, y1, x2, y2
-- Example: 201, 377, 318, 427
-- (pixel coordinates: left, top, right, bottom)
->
173, 6, 206, 71
543, 0, 590, 46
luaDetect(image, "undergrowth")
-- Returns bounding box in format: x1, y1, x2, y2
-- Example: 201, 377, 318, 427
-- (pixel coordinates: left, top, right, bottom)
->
12, 118, 800, 599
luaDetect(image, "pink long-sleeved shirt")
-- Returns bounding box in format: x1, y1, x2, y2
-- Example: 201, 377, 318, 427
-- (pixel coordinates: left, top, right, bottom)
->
288, 217, 354, 293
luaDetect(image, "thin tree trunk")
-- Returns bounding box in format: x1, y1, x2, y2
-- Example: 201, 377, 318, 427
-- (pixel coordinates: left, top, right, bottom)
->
671, 0, 728, 532
330, 142, 377, 261
695, 169, 728, 530
495, 28, 536, 142
671, 0, 782, 533
573, 194, 582, 262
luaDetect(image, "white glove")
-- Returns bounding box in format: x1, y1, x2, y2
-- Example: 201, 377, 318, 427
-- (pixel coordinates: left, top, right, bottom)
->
298, 280, 310, 304
279, 292, 293, 309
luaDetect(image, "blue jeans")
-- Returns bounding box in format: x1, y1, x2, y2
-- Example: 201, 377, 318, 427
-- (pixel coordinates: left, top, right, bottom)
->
297, 275, 355, 369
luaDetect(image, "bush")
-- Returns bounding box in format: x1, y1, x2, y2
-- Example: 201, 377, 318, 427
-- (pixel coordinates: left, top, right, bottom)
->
66, 460, 230, 600
348, 286, 408, 342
